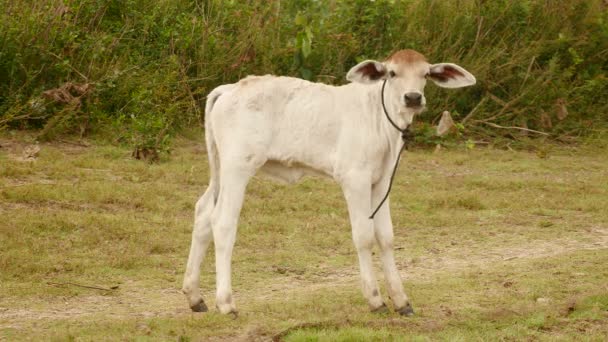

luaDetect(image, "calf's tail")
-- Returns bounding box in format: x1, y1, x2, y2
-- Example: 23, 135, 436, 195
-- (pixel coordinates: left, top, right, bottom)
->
204, 85, 234, 202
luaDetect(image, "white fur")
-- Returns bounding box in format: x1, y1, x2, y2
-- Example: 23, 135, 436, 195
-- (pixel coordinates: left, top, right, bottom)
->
182, 57, 475, 314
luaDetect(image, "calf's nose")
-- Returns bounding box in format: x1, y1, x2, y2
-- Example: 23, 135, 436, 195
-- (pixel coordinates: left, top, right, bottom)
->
404, 92, 422, 107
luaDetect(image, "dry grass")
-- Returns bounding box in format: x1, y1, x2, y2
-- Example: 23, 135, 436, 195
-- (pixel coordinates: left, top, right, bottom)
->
1, 132, 607, 341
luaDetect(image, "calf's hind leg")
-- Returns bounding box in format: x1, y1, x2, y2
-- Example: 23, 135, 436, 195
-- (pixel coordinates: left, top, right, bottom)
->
182, 186, 216, 312
211, 164, 255, 314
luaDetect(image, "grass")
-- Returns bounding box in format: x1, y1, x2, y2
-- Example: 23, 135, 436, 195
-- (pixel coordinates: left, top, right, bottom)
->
1, 131, 607, 341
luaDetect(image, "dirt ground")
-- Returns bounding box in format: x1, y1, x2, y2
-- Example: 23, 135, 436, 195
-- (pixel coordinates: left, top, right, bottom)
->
1, 136, 607, 340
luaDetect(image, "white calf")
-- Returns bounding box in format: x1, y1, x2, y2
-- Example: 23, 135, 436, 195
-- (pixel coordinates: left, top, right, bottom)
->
182, 49, 475, 315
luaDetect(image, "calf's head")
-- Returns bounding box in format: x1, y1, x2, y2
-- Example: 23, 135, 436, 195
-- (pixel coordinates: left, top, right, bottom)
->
346, 49, 476, 126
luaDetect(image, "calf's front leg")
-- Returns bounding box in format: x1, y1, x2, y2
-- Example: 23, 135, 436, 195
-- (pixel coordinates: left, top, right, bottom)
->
370, 191, 413, 316
341, 174, 386, 312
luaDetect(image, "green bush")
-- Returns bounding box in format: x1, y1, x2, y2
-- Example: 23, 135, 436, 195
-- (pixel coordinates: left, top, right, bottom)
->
1, 0, 606, 153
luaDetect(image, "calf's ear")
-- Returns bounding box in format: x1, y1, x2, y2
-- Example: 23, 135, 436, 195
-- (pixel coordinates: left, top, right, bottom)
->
428, 63, 476, 88
346, 60, 387, 84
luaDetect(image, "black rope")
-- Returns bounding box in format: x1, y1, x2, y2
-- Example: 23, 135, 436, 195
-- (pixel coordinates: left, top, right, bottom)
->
369, 80, 412, 219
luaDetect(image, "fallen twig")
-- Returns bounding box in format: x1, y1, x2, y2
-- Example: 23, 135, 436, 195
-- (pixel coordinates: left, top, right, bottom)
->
47, 52, 89, 81
462, 96, 488, 124
477, 76, 550, 124
58, 139, 90, 147
47, 281, 119, 291
520, 56, 536, 91
470, 16, 484, 53
480, 122, 549, 136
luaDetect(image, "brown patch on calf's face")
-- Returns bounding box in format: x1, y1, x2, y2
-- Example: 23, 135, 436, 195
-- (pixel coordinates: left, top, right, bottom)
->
382, 49, 430, 111
386, 49, 427, 65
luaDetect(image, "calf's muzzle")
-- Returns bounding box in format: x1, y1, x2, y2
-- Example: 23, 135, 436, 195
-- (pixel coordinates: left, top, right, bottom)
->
404, 92, 422, 107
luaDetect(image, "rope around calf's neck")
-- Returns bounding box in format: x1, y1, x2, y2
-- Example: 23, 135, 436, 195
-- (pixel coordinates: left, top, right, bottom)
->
369, 80, 413, 219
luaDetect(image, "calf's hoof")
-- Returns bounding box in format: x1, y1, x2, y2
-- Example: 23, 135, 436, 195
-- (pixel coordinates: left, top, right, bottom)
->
216, 302, 238, 317
397, 302, 415, 316
190, 299, 208, 312
371, 303, 389, 314
217, 307, 239, 319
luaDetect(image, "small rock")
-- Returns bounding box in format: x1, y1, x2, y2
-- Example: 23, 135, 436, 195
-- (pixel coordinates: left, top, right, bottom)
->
15, 144, 41, 162
440, 305, 452, 316
274, 266, 287, 274
536, 297, 551, 304
564, 299, 577, 316
23, 145, 41, 158
436, 111, 455, 136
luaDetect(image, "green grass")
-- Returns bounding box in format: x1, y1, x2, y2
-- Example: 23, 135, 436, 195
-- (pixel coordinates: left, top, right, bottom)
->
1, 132, 607, 341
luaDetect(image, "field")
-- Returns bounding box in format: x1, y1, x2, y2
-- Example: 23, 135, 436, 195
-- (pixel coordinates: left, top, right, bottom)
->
1, 133, 607, 341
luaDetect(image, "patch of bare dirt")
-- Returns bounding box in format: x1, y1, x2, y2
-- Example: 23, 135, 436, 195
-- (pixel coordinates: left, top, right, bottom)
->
0, 283, 190, 331
254, 227, 608, 299
1, 137, 90, 165
0, 199, 145, 214
1, 228, 606, 332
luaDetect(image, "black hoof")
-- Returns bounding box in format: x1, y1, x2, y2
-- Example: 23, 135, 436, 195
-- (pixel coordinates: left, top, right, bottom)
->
190, 299, 208, 312
397, 302, 415, 316
371, 303, 389, 314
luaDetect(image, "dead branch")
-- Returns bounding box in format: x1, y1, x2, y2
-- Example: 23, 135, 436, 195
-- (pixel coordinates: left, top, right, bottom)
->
58, 139, 91, 147
480, 122, 549, 136
42, 82, 93, 106
47, 52, 89, 81
469, 16, 484, 53
47, 281, 119, 291
462, 96, 488, 124
520, 56, 536, 91
477, 75, 551, 124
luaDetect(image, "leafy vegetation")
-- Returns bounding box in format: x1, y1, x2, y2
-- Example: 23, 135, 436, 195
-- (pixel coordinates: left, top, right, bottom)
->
1, 0, 607, 156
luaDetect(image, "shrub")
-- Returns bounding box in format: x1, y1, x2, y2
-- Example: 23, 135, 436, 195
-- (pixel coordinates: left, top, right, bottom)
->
1, 0, 606, 152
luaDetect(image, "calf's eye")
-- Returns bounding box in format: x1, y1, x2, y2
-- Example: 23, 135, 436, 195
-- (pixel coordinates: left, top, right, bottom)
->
389, 71, 396, 78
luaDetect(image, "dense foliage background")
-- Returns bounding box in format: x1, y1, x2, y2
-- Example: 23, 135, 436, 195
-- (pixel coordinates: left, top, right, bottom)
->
1, 0, 607, 153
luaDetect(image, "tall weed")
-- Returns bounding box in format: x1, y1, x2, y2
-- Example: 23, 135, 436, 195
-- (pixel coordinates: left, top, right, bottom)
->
1, 0, 606, 152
